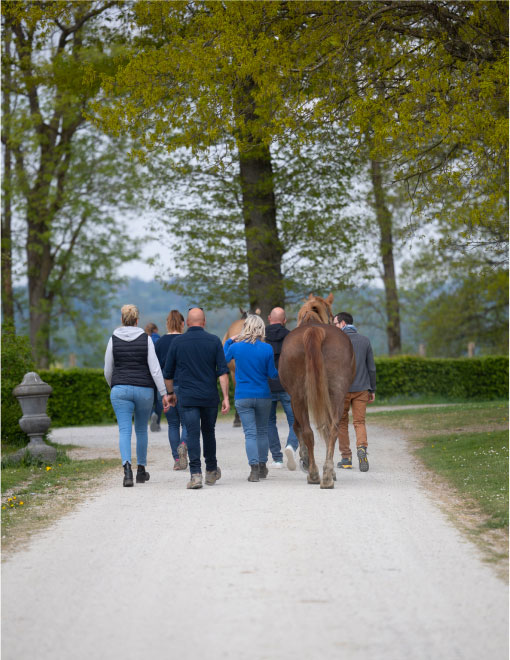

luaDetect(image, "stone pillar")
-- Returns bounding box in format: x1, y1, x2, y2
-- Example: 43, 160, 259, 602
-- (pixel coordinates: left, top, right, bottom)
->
12, 372, 56, 462
468, 342, 475, 357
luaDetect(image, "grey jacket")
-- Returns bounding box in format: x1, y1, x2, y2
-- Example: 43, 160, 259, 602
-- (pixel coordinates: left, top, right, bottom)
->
342, 326, 376, 393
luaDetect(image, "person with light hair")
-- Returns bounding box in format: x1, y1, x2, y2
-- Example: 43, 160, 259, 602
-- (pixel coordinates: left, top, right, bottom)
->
224, 314, 279, 482
104, 304, 172, 487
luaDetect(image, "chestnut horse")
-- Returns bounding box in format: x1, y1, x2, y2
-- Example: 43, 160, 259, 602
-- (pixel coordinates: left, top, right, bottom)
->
222, 308, 261, 427
279, 294, 355, 488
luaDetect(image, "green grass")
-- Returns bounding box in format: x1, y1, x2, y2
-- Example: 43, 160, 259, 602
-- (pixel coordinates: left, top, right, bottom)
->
1, 457, 119, 541
369, 400, 508, 433
416, 431, 508, 529
371, 401, 508, 530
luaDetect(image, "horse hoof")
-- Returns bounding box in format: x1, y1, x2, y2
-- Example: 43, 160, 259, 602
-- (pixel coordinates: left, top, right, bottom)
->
320, 480, 335, 489
307, 475, 320, 485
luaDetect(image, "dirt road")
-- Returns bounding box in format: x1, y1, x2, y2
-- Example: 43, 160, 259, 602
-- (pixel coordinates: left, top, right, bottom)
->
2, 417, 508, 660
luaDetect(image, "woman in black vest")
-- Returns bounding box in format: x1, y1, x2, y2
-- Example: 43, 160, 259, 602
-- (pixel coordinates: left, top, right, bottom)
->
104, 304, 171, 486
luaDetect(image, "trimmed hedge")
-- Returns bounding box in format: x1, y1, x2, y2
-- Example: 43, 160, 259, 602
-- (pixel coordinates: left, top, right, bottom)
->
1, 326, 35, 446
374, 356, 508, 400
21, 356, 506, 428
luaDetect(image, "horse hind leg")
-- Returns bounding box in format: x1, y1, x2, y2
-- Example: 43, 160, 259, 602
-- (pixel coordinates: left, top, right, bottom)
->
302, 425, 320, 485
320, 425, 337, 489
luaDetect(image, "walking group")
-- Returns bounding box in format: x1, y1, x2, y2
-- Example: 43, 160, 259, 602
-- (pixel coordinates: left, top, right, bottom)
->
104, 304, 376, 489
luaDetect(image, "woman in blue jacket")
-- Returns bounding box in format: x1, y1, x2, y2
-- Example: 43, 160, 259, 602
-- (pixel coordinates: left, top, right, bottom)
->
224, 315, 278, 482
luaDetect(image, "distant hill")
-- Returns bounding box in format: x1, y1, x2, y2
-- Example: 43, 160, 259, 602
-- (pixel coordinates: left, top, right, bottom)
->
14, 278, 398, 367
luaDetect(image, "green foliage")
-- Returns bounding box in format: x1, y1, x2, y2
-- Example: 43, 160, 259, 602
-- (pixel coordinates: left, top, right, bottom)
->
39, 369, 116, 427
1, 324, 35, 447
375, 356, 508, 400
37, 357, 508, 428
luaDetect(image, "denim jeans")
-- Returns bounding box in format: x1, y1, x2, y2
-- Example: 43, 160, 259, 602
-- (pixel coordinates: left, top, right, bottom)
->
110, 385, 154, 466
152, 391, 164, 424
161, 385, 188, 460
181, 406, 218, 474
235, 398, 272, 466
268, 391, 299, 460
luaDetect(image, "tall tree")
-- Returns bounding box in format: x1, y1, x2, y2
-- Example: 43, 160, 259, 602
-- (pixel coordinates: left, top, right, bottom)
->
1, 24, 14, 327
3, 1, 142, 366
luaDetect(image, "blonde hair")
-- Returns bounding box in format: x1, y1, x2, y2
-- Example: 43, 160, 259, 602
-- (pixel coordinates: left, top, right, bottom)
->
121, 304, 139, 326
166, 310, 185, 333
236, 314, 265, 344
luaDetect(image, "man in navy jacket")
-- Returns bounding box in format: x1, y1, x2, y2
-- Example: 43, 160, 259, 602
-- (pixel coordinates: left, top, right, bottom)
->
164, 308, 230, 489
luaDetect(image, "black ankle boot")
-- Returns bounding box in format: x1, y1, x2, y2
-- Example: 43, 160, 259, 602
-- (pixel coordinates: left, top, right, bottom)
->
136, 465, 150, 483
258, 462, 268, 478
123, 462, 134, 487
248, 464, 260, 482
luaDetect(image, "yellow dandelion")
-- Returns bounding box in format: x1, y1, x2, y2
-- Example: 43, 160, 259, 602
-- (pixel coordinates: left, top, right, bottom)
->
12, 496, 16, 500
46, 466, 52, 471
19, 501, 24, 506
2, 506, 6, 510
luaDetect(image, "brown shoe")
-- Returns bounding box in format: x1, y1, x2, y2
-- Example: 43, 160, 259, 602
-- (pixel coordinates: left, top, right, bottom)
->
248, 464, 260, 482
205, 466, 221, 486
178, 442, 188, 469
258, 463, 268, 478
173, 460, 184, 471
186, 473, 203, 489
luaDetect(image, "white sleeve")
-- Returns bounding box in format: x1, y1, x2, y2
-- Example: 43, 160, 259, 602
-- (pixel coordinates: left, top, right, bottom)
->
104, 338, 113, 387
147, 338, 166, 396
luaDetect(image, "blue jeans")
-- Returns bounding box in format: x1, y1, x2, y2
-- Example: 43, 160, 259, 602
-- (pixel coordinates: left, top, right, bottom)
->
268, 391, 299, 460
152, 392, 164, 424
161, 386, 188, 460
235, 398, 272, 466
181, 406, 218, 474
110, 385, 154, 466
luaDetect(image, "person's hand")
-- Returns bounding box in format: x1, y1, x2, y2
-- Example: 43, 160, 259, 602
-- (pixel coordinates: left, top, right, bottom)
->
368, 392, 375, 403
221, 397, 230, 415
163, 393, 177, 412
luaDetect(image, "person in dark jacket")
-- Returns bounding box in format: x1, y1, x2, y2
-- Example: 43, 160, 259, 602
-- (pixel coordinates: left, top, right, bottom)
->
265, 307, 299, 471
155, 310, 188, 471
145, 322, 163, 432
104, 305, 171, 487
164, 307, 230, 490
334, 312, 376, 472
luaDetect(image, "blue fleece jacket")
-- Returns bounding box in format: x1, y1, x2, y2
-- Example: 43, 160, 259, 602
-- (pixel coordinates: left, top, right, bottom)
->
224, 338, 278, 400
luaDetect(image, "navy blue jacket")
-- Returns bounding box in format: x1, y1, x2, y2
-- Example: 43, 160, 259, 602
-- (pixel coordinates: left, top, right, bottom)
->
163, 326, 229, 406
156, 334, 181, 386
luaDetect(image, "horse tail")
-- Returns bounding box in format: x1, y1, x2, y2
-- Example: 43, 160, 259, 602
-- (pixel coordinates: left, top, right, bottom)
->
303, 326, 333, 440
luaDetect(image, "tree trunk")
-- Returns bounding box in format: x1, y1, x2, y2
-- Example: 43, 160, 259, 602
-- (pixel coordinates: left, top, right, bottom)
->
238, 143, 285, 319
370, 158, 402, 355
1, 27, 15, 328
234, 78, 284, 320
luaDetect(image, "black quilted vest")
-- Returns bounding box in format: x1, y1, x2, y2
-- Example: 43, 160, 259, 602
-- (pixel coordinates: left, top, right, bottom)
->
111, 333, 154, 389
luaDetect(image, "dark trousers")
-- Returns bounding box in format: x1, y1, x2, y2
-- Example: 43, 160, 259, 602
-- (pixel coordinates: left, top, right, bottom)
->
181, 406, 218, 474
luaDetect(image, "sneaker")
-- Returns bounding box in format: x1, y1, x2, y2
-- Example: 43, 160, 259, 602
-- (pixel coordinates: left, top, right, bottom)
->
357, 447, 369, 472
337, 457, 352, 469
205, 466, 222, 485
269, 461, 283, 469
186, 473, 203, 489
150, 412, 160, 432
173, 460, 184, 471
285, 445, 297, 471
178, 442, 188, 469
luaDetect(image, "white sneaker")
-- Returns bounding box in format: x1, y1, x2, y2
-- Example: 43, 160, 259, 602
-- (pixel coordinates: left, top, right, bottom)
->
285, 446, 297, 471
269, 461, 283, 469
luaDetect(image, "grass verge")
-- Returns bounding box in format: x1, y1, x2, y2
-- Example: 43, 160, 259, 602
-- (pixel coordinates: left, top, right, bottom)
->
1, 453, 118, 556
370, 401, 508, 574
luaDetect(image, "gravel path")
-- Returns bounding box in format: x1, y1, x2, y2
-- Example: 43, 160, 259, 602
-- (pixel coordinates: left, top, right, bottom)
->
2, 417, 508, 660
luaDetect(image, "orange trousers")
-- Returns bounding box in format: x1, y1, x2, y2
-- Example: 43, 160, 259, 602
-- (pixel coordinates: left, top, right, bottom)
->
337, 390, 370, 458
